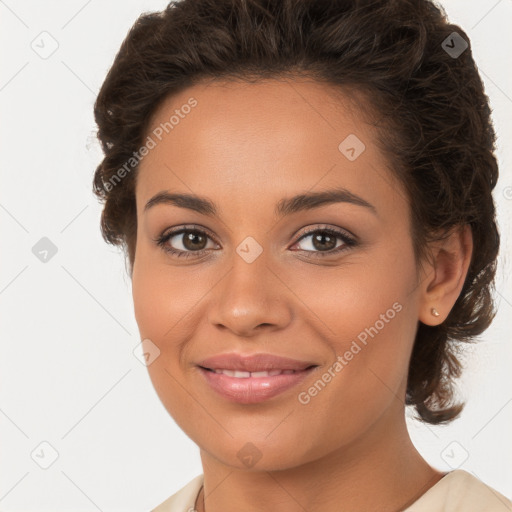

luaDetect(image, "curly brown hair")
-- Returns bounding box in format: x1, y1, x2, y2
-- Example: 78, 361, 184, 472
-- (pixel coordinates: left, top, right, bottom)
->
92, 0, 500, 424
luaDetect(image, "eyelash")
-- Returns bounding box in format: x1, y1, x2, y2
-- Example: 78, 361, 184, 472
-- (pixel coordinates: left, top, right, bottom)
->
154, 224, 357, 260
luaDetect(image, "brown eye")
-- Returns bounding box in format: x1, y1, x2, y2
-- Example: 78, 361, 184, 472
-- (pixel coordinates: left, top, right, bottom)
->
180, 230, 208, 251
291, 227, 357, 258
310, 231, 338, 251
155, 226, 219, 258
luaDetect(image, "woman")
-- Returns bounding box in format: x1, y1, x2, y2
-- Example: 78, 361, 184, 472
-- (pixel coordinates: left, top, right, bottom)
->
92, 0, 511, 510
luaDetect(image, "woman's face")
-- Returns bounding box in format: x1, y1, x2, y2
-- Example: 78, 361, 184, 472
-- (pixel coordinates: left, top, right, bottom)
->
132, 79, 428, 470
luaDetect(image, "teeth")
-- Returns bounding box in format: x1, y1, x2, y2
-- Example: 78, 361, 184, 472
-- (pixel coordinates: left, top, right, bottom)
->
212, 369, 297, 378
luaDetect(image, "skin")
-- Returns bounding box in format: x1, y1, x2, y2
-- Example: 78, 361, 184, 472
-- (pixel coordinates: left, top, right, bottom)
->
131, 78, 473, 512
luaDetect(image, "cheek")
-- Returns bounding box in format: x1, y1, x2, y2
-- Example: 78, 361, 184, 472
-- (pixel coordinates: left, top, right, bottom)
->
287, 251, 419, 443
287, 245, 416, 351
132, 247, 211, 341
131, 250, 216, 400
131, 259, 206, 430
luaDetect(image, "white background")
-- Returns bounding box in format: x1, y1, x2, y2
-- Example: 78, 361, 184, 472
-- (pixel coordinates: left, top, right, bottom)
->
0, 1, 511, 510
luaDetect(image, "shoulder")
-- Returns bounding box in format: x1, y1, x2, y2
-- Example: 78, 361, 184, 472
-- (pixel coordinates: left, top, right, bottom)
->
406, 470, 512, 512
151, 474, 204, 512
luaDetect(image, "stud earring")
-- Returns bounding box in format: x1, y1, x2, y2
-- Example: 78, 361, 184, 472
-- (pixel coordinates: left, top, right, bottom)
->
431, 307, 440, 317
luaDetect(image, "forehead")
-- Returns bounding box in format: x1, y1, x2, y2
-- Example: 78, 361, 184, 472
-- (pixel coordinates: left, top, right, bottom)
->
135, 78, 403, 217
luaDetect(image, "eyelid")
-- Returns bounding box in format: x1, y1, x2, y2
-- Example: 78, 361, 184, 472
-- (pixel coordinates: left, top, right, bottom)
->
289, 225, 357, 256
153, 224, 220, 260
158, 224, 220, 246
293, 224, 356, 244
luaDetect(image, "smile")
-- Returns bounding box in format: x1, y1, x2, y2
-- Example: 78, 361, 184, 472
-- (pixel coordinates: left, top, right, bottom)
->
208, 368, 298, 377
198, 364, 317, 404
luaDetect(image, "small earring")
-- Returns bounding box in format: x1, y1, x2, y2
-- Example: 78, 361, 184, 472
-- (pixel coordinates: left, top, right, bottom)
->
431, 307, 440, 317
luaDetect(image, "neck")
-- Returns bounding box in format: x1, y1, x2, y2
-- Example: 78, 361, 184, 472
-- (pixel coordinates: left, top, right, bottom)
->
195, 409, 444, 512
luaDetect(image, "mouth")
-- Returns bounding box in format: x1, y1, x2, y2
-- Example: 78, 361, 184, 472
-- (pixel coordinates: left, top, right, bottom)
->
197, 352, 317, 372
197, 366, 317, 404
200, 367, 315, 377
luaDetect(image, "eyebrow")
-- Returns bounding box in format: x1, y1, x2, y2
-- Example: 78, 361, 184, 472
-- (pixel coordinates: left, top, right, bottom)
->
144, 187, 377, 217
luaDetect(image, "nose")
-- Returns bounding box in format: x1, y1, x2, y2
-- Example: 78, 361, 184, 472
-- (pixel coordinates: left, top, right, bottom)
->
207, 249, 293, 338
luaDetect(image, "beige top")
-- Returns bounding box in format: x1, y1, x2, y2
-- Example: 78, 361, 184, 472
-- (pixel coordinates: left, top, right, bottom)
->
152, 470, 512, 512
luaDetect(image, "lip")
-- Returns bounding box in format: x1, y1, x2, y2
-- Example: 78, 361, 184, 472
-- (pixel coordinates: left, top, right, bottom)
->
198, 352, 316, 372
197, 352, 318, 404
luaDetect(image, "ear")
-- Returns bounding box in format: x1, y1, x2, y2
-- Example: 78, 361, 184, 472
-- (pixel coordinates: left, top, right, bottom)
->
418, 224, 473, 326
